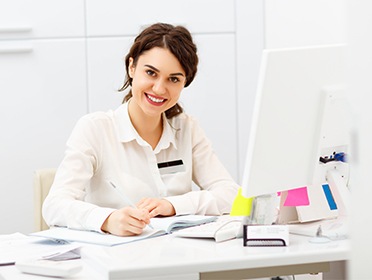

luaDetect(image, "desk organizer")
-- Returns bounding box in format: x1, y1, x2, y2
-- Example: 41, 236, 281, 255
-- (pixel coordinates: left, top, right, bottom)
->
243, 225, 289, 246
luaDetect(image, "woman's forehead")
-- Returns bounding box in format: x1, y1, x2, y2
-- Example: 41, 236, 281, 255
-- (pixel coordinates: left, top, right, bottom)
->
137, 47, 185, 75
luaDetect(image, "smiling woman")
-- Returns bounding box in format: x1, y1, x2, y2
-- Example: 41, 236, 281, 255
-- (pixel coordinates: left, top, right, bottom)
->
120, 22, 198, 118
126, 47, 185, 149
42, 22, 239, 237
128, 47, 185, 129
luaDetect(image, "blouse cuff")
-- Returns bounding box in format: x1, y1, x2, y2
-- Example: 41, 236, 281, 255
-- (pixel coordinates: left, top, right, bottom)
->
85, 207, 116, 233
165, 194, 195, 216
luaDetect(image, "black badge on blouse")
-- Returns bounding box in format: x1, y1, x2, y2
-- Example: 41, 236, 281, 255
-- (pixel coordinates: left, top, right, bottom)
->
157, 160, 185, 174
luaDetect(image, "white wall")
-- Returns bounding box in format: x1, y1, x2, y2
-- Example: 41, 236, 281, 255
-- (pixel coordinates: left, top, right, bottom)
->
264, 0, 346, 49
347, 1, 372, 279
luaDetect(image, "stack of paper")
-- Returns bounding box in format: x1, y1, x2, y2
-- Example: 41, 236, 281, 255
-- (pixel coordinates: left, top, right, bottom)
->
0, 233, 80, 265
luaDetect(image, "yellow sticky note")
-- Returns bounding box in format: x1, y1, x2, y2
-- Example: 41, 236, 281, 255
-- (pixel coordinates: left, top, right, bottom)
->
230, 187, 254, 216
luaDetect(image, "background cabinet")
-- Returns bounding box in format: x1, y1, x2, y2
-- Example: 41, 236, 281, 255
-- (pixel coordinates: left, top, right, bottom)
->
0, 0, 85, 39
85, 0, 234, 36
0, 38, 87, 232
0, 0, 88, 233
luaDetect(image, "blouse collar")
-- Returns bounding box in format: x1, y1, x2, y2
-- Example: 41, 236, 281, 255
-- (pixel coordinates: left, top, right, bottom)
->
114, 102, 177, 152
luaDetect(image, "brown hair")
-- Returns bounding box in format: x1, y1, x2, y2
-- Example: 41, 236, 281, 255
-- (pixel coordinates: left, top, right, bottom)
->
119, 23, 198, 118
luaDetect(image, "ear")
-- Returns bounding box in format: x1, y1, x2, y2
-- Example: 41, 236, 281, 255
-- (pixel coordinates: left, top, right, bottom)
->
128, 57, 135, 78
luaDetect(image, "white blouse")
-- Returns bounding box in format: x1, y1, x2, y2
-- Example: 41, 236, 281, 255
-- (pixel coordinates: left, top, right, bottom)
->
42, 102, 239, 232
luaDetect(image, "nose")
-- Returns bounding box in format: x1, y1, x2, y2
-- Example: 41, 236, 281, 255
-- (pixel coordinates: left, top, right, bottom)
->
152, 79, 167, 95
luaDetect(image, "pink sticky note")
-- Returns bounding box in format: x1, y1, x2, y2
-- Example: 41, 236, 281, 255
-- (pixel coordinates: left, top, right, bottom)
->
283, 186, 310, 206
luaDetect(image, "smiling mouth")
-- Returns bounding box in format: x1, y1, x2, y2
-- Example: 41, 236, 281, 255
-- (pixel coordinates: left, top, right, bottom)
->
145, 93, 166, 104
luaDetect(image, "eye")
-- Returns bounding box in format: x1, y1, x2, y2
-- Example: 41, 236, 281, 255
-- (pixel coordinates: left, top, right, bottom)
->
146, 69, 156, 77
169, 76, 180, 83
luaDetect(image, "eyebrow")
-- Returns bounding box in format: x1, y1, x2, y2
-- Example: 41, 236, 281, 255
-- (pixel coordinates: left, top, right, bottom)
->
144, 64, 185, 77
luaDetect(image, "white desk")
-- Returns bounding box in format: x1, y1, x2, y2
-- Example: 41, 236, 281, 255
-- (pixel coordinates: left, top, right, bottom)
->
0, 234, 349, 280
82, 234, 349, 280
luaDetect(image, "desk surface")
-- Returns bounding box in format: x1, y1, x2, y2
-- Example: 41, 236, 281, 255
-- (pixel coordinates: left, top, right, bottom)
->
0, 234, 350, 280
82, 234, 349, 280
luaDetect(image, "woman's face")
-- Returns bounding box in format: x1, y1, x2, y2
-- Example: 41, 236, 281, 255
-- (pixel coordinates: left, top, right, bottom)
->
128, 47, 186, 119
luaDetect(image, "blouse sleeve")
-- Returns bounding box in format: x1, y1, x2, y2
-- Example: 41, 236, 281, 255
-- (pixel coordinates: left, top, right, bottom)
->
42, 115, 115, 232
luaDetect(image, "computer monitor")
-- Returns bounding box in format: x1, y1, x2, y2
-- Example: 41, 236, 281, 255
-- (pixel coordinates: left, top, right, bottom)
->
241, 44, 350, 223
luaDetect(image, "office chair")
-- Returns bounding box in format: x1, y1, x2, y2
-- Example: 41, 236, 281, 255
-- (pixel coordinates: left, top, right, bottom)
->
33, 168, 57, 231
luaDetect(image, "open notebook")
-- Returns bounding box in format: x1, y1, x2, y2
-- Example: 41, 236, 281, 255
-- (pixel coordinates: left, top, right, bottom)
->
31, 215, 217, 246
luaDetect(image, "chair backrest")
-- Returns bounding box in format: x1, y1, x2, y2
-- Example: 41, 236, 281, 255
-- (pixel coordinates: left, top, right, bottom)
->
33, 168, 57, 231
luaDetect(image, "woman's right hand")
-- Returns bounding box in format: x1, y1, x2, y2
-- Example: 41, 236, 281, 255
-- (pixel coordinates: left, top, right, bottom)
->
101, 207, 151, 236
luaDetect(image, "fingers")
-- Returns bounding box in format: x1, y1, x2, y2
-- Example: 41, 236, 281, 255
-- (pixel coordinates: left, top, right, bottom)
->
136, 198, 153, 211
131, 207, 151, 225
124, 214, 147, 235
137, 198, 176, 217
137, 198, 157, 214
137, 198, 159, 217
101, 207, 151, 236
101, 198, 176, 236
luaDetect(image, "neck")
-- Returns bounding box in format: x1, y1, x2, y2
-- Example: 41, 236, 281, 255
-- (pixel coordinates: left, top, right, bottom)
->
128, 101, 163, 149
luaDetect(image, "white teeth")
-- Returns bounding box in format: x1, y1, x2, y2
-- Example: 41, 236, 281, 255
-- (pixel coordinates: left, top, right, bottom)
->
147, 94, 164, 103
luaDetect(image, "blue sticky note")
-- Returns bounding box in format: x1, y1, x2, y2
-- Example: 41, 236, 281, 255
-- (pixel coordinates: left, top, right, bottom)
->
322, 184, 337, 210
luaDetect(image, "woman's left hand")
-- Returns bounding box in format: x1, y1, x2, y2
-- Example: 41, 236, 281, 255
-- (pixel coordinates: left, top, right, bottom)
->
136, 198, 176, 218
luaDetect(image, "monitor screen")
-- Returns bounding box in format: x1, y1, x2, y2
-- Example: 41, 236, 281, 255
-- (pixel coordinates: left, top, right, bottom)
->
241, 44, 349, 204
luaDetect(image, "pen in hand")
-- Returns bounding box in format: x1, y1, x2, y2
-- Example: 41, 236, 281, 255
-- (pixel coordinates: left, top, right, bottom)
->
109, 181, 154, 229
